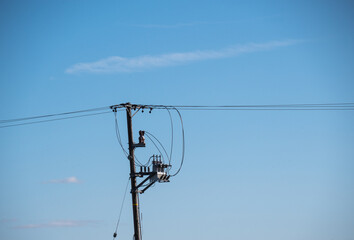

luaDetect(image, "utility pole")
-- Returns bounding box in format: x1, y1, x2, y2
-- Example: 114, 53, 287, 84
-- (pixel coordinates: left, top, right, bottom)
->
126, 104, 142, 240
110, 103, 171, 240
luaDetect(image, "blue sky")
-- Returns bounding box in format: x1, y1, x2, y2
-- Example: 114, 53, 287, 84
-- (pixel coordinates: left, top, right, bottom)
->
1, 1, 354, 240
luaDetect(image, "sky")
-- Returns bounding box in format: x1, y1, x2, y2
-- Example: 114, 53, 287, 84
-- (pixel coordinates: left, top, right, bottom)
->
0, 0, 354, 240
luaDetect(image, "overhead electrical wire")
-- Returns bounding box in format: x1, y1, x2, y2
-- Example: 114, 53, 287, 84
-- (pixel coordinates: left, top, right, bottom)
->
1, 102, 353, 129
113, 177, 130, 240
170, 107, 185, 177
168, 108, 354, 111
143, 103, 354, 111
2, 102, 352, 175
114, 110, 144, 166
0, 106, 112, 124
145, 131, 170, 163
164, 106, 174, 164
114, 111, 129, 157
0, 102, 352, 130
0, 111, 112, 129
145, 133, 166, 163
141, 156, 154, 167
160, 103, 354, 109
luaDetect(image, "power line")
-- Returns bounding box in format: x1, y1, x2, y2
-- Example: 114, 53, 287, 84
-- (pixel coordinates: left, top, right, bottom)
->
0, 106, 113, 124
113, 177, 130, 240
145, 131, 170, 163
168, 108, 354, 111
164, 106, 174, 165
0, 111, 112, 129
1, 102, 353, 129
114, 111, 129, 157
145, 103, 354, 111
113, 109, 144, 167
145, 133, 167, 163
160, 103, 354, 108
170, 107, 185, 177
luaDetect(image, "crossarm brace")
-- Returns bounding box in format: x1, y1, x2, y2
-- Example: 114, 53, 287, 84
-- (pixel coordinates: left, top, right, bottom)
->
135, 173, 155, 190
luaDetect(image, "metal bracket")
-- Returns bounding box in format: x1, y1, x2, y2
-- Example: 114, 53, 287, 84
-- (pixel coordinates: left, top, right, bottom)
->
133, 142, 146, 148
130, 173, 143, 178
141, 182, 155, 194
131, 107, 142, 118
136, 174, 155, 189
131, 173, 156, 194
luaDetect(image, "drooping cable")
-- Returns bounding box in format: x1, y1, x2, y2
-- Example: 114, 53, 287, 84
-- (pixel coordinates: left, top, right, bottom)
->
164, 106, 174, 164
145, 133, 166, 163
113, 111, 144, 166
170, 107, 185, 177
114, 111, 128, 157
145, 131, 170, 163
141, 156, 154, 167
113, 177, 130, 240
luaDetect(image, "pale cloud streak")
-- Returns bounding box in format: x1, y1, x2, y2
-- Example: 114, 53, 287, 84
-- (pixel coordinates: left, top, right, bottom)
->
65, 40, 301, 74
15, 220, 98, 229
127, 21, 230, 29
123, 15, 282, 29
43, 176, 81, 184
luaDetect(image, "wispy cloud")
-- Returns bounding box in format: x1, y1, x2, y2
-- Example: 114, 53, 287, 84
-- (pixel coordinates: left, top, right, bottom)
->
127, 21, 231, 29
123, 15, 282, 29
43, 176, 81, 184
15, 220, 98, 229
66, 40, 301, 74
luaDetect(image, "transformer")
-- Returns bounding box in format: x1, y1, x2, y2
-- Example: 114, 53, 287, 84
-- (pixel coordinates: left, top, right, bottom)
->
151, 157, 170, 183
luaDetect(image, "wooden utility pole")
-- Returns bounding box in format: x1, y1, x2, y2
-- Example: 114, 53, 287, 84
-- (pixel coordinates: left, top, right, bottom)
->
126, 104, 142, 240
110, 102, 170, 239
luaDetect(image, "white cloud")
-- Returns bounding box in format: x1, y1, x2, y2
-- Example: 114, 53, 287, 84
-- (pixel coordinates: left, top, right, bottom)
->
127, 21, 220, 29
16, 220, 98, 229
43, 176, 81, 184
65, 40, 301, 74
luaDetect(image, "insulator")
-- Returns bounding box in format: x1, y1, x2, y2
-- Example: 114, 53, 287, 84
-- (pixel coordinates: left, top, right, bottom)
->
139, 131, 145, 144
140, 166, 142, 172
148, 167, 150, 172
144, 166, 146, 172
